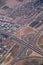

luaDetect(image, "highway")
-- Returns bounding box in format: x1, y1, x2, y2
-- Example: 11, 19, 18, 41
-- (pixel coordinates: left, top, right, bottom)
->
0, 27, 43, 64
0, 27, 43, 55
0, 0, 43, 65
9, 27, 43, 65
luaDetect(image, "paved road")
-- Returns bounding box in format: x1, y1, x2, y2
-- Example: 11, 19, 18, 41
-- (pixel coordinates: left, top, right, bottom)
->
0, 28, 43, 56
9, 27, 43, 65
0, 27, 43, 64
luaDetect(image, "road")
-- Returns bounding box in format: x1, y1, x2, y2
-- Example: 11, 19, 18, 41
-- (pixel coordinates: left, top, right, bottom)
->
0, 27, 43, 64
